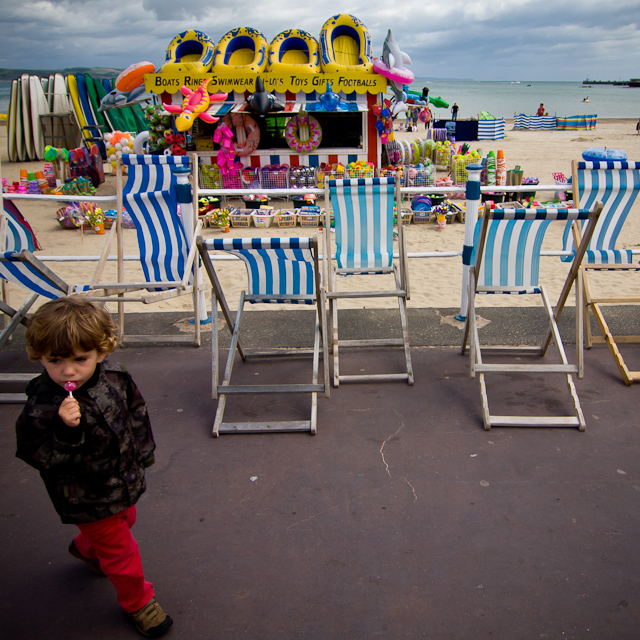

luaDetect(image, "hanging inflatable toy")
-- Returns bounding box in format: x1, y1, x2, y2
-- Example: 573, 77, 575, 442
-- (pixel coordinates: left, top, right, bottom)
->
115, 61, 155, 92
219, 113, 261, 156
284, 114, 322, 153
162, 80, 228, 132
245, 76, 284, 115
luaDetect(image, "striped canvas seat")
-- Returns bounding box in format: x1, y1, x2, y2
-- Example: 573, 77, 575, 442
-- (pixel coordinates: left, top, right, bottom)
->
561, 160, 640, 384
329, 177, 395, 271
462, 204, 603, 431
122, 154, 192, 289
475, 208, 591, 294
324, 177, 413, 386
208, 237, 316, 304
197, 235, 328, 436
561, 161, 640, 265
0, 207, 56, 402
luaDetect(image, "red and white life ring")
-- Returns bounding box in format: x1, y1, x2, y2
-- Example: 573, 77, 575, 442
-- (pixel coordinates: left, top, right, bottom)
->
220, 113, 260, 156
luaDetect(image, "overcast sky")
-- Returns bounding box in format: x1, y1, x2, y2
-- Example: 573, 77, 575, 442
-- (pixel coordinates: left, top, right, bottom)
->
1, 0, 638, 82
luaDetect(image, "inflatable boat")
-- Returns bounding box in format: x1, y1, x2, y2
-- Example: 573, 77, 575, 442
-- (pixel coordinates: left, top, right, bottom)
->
162, 30, 215, 74
319, 14, 373, 73
267, 29, 320, 74
212, 27, 269, 74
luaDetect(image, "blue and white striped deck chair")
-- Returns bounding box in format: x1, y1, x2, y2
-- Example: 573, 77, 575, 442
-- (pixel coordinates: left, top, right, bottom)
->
461, 204, 603, 431
0, 205, 69, 402
324, 176, 413, 387
196, 236, 328, 436
83, 154, 203, 345
0, 202, 59, 352
561, 160, 640, 384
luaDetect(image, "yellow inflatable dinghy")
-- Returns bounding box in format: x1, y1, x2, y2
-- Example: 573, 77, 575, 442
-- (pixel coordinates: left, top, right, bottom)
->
162, 29, 215, 74
212, 27, 268, 74
319, 14, 373, 73
267, 29, 320, 74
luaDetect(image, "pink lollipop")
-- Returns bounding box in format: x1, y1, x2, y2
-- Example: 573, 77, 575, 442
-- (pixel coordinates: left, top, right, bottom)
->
64, 381, 77, 397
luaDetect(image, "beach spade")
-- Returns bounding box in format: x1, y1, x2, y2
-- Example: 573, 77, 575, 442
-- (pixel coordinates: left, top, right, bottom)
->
64, 381, 77, 398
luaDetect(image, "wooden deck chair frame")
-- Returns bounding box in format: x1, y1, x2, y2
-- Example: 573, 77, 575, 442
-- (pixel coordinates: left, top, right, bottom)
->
461, 203, 603, 430
323, 175, 413, 387
75, 155, 204, 346
568, 160, 640, 385
197, 235, 329, 437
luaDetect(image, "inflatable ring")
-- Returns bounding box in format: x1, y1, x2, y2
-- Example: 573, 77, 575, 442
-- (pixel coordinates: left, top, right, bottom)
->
284, 114, 322, 153
116, 61, 155, 92
220, 113, 261, 156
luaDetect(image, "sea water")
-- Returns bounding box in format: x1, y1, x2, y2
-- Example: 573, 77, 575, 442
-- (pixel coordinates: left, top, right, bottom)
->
404, 79, 640, 120
1, 78, 637, 119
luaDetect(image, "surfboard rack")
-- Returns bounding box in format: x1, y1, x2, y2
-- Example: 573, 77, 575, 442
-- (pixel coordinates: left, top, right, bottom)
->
40, 113, 81, 149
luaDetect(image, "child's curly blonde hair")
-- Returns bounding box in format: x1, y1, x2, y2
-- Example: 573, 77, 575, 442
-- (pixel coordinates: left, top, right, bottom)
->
25, 298, 117, 361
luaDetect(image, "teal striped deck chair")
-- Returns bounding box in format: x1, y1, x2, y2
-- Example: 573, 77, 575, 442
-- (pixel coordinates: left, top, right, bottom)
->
324, 176, 413, 387
561, 160, 640, 385
78, 154, 204, 345
461, 204, 603, 430
197, 235, 329, 436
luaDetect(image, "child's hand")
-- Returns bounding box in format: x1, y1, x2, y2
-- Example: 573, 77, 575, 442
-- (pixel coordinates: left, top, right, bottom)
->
59, 397, 81, 427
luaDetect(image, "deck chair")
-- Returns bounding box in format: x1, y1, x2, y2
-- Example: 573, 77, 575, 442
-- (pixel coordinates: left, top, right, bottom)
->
561, 160, 640, 385
0, 247, 72, 402
323, 176, 413, 386
77, 154, 204, 345
197, 235, 329, 436
461, 203, 603, 430
0, 201, 42, 349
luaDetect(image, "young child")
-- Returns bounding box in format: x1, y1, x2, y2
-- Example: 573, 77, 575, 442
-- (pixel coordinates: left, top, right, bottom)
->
15, 298, 172, 638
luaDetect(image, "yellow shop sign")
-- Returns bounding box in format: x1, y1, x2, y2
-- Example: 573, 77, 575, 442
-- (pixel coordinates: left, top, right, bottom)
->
145, 71, 387, 95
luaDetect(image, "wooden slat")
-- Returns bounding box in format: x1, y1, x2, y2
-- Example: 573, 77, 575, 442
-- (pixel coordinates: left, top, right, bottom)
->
218, 384, 324, 394
0, 393, 28, 403
0, 373, 39, 382
475, 364, 577, 373
219, 420, 312, 433
338, 373, 409, 383
338, 338, 405, 347
489, 415, 581, 427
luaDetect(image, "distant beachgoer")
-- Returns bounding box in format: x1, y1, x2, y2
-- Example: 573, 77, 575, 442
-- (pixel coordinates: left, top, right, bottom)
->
451, 103, 459, 121
636, 119, 640, 135
537, 103, 545, 116
411, 107, 419, 130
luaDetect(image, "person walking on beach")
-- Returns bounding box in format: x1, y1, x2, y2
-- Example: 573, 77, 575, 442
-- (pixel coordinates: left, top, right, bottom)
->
636, 118, 640, 134
451, 103, 459, 121
15, 298, 173, 638
537, 103, 545, 116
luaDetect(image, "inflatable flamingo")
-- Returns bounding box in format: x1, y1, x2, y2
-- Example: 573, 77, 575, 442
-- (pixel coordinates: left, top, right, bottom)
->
163, 80, 228, 132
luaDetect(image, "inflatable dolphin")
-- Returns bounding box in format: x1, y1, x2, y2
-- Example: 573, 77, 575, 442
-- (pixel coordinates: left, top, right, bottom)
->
246, 77, 284, 115
382, 30, 412, 102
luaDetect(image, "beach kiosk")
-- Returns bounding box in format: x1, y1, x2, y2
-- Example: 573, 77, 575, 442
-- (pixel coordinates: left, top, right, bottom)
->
145, 18, 389, 181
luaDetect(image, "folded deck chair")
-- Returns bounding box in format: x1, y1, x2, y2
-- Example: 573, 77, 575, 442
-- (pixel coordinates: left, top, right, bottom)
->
561, 160, 640, 385
461, 203, 603, 430
78, 154, 204, 345
197, 236, 329, 436
323, 176, 413, 386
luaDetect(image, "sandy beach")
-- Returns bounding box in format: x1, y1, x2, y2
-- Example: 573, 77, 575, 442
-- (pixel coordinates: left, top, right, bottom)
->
2, 118, 640, 318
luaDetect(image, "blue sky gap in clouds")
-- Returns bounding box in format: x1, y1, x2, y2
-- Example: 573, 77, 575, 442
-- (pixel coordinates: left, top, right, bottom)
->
0, 0, 638, 81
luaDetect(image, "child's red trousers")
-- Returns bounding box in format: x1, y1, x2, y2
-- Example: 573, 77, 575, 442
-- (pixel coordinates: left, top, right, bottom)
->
73, 505, 154, 613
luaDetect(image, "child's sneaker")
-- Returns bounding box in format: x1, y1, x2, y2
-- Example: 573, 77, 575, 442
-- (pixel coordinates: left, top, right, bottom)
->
131, 597, 173, 637
68, 539, 105, 576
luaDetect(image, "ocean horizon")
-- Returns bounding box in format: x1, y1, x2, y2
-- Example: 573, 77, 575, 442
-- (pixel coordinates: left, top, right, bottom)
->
1, 78, 638, 120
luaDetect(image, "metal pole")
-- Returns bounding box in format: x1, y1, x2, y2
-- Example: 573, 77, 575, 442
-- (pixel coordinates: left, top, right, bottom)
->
455, 163, 482, 322
172, 164, 209, 323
